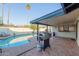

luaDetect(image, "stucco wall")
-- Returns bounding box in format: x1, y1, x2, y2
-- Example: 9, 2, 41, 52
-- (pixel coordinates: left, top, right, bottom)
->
52, 27, 76, 39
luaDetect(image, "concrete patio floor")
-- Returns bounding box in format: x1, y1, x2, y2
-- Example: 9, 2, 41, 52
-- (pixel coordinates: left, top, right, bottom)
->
21, 37, 79, 56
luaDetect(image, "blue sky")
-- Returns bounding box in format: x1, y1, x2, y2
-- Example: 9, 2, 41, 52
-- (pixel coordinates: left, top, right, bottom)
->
0, 3, 62, 26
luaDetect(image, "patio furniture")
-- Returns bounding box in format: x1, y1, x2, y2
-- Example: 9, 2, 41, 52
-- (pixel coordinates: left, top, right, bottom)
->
37, 32, 51, 51
53, 32, 55, 37
0, 48, 2, 53
37, 33, 44, 51
0, 32, 10, 37
43, 39, 50, 51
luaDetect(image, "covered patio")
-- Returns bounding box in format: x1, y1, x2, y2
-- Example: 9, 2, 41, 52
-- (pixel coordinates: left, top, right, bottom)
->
29, 3, 79, 56
30, 3, 79, 46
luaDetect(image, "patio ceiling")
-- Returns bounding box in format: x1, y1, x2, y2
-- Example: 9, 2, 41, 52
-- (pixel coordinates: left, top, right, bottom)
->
37, 8, 79, 26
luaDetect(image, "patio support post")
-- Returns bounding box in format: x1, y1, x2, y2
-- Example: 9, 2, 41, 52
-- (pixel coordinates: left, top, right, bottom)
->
47, 25, 48, 32
2, 3, 4, 25
76, 17, 79, 46
76, 22, 77, 40
37, 24, 39, 41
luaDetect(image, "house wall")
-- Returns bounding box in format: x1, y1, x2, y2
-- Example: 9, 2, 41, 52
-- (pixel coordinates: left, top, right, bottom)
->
52, 27, 76, 39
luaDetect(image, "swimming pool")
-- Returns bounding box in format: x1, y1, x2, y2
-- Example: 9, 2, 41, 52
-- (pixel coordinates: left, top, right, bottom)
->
0, 33, 32, 48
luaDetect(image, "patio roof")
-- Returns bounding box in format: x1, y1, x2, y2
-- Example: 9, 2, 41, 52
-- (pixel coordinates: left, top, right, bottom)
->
30, 4, 79, 26
30, 8, 64, 26
39, 8, 79, 26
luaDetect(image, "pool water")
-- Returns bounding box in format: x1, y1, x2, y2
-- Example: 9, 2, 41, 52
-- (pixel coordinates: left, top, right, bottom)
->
0, 33, 32, 48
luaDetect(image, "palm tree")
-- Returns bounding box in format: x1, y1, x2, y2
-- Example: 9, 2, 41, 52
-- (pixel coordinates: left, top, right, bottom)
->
26, 4, 30, 11
2, 3, 4, 25
1, 3, 11, 25
25, 4, 31, 25
7, 3, 11, 25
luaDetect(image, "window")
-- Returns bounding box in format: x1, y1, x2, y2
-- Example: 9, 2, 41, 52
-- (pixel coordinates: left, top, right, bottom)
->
69, 25, 76, 32
58, 25, 75, 32
58, 26, 64, 32
63, 25, 69, 32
